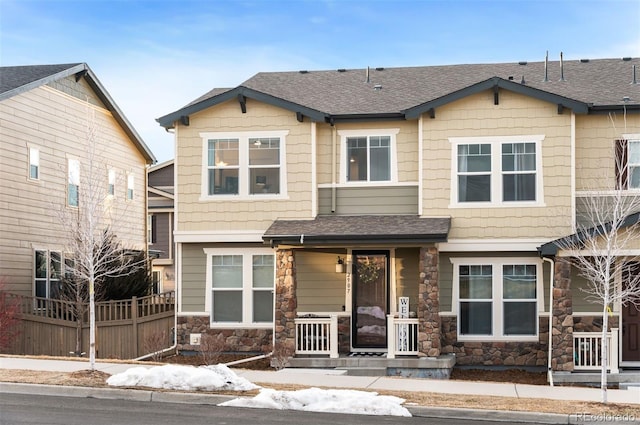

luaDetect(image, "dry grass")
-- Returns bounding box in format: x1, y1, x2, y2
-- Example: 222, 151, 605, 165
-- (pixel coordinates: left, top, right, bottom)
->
1, 367, 638, 417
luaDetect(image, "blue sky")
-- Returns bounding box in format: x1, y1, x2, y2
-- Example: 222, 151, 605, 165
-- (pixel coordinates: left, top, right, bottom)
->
2, 0, 639, 162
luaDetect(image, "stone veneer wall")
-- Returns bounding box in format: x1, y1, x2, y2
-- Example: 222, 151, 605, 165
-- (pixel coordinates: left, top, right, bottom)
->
176, 316, 273, 353
441, 316, 549, 366
551, 258, 574, 371
338, 316, 351, 353
274, 249, 297, 355
418, 246, 441, 356
574, 315, 620, 332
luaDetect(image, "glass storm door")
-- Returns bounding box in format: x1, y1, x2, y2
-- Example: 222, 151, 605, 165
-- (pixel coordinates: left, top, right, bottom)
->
352, 251, 389, 349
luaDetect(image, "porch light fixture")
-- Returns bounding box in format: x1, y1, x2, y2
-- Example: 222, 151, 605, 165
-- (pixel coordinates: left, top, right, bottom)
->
336, 256, 345, 273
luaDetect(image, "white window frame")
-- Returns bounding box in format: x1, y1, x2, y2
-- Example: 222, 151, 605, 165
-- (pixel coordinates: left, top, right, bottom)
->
29, 147, 40, 180
108, 168, 116, 197
626, 137, 640, 189
204, 247, 274, 328
449, 135, 545, 208
450, 257, 543, 342
200, 131, 289, 200
34, 249, 62, 299
67, 158, 80, 207
338, 129, 399, 185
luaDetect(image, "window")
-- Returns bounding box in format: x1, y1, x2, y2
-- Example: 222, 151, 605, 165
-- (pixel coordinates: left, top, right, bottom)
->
29, 147, 39, 180
339, 129, 398, 184
34, 250, 62, 300
108, 169, 116, 196
147, 214, 155, 244
615, 138, 640, 189
451, 135, 544, 206
204, 248, 274, 326
127, 173, 134, 200
152, 270, 162, 294
68, 159, 80, 207
453, 258, 541, 341
201, 131, 288, 198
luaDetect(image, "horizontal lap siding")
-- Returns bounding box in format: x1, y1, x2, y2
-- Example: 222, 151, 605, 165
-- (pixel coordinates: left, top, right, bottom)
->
296, 250, 346, 312
318, 186, 418, 215
394, 248, 419, 313
180, 244, 207, 312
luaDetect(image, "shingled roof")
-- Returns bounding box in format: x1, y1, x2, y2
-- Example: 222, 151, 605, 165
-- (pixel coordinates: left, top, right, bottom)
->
263, 215, 450, 246
158, 57, 640, 129
1, 63, 156, 163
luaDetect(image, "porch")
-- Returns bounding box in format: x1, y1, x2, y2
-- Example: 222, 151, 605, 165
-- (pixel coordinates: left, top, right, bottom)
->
288, 313, 456, 377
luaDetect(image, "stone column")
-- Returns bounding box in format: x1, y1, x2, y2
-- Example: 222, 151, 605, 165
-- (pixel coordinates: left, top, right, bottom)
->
274, 249, 297, 357
417, 246, 441, 357
551, 258, 574, 371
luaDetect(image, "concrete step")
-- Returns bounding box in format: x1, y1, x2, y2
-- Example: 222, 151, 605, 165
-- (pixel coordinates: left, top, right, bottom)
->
337, 366, 388, 376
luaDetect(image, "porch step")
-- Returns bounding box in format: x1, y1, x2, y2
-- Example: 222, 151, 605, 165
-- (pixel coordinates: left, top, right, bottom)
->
336, 366, 388, 377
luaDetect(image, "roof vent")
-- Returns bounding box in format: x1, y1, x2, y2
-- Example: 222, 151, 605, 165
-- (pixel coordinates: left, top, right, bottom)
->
543, 50, 549, 82
521, 75, 526, 84
365, 66, 370, 83
374, 84, 382, 91
623, 57, 632, 61
508, 76, 514, 80
632, 65, 638, 85
375, 67, 385, 71
559, 51, 565, 82
299, 70, 309, 74
580, 59, 590, 63
623, 96, 631, 102
518, 61, 527, 65
337, 68, 346, 72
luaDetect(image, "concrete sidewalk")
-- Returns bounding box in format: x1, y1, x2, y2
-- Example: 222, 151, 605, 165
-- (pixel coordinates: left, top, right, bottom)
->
1, 356, 639, 424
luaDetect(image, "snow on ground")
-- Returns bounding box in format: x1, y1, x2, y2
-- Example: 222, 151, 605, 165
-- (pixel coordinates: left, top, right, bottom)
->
106, 364, 259, 391
107, 364, 411, 417
221, 388, 411, 417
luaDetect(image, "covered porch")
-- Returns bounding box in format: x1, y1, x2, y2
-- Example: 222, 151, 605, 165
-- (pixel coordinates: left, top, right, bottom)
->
263, 215, 455, 378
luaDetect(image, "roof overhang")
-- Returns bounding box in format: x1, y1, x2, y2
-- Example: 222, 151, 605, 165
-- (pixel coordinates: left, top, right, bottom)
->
263, 215, 451, 247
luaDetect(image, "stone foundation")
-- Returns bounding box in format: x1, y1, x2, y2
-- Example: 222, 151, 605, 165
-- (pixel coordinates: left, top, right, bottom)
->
418, 246, 441, 357
573, 315, 619, 332
441, 316, 549, 366
177, 316, 272, 353
338, 316, 351, 353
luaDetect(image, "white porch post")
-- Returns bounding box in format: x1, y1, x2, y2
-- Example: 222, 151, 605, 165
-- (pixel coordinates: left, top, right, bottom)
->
330, 314, 339, 359
610, 328, 620, 374
386, 314, 396, 359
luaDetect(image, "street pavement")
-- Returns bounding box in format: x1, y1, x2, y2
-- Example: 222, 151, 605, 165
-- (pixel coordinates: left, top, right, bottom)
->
1, 356, 639, 424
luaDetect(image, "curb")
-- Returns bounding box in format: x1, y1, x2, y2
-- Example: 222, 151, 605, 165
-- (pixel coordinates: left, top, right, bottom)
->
1, 382, 570, 424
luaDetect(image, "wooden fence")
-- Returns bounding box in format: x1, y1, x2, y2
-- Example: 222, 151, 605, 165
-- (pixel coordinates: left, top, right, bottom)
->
4, 291, 175, 360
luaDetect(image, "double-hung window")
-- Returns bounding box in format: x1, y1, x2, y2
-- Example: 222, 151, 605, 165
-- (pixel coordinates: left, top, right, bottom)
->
29, 147, 40, 180
68, 159, 80, 207
453, 258, 541, 341
34, 250, 62, 300
339, 129, 398, 184
451, 135, 544, 206
202, 131, 287, 198
615, 137, 640, 189
204, 248, 274, 327
127, 173, 134, 200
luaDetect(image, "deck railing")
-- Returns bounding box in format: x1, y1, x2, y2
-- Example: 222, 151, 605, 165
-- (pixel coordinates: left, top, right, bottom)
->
294, 314, 339, 358
573, 329, 619, 373
386, 315, 419, 358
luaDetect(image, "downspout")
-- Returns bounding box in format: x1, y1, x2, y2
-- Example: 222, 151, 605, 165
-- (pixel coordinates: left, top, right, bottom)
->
543, 256, 555, 386
331, 126, 337, 213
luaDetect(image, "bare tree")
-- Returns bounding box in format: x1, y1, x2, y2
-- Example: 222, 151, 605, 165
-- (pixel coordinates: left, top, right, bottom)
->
554, 126, 640, 403
57, 105, 147, 369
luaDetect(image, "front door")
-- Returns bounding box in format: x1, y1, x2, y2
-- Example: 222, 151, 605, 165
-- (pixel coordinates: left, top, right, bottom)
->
352, 251, 389, 350
622, 262, 640, 364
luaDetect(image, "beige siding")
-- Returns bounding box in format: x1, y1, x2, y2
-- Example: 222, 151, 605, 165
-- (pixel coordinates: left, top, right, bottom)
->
180, 243, 207, 312
394, 248, 419, 313
175, 99, 313, 232
571, 268, 600, 313
316, 120, 419, 185
421, 90, 573, 239
318, 186, 418, 215
0, 82, 147, 295
575, 114, 640, 191
296, 250, 346, 312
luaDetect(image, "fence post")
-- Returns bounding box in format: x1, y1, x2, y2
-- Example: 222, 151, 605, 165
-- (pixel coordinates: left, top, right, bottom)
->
131, 296, 138, 358
387, 315, 395, 359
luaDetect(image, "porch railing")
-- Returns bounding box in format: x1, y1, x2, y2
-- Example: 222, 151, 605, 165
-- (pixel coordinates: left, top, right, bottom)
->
294, 314, 339, 358
386, 315, 419, 358
573, 329, 619, 374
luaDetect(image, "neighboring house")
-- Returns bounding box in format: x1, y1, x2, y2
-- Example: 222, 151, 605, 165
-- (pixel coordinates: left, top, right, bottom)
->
147, 159, 175, 293
157, 57, 640, 378
0, 63, 156, 298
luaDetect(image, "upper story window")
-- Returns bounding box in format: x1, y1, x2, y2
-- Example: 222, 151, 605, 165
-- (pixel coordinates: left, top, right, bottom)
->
29, 147, 40, 180
201, 131, 288, 199
452, 258, 542, 341
450, 135, 544, 207
127, 173, 134, 200
108, 169, 116, 196
615, 137, 640, 189
339, 129, 399, 184
67, 159, 80, 207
